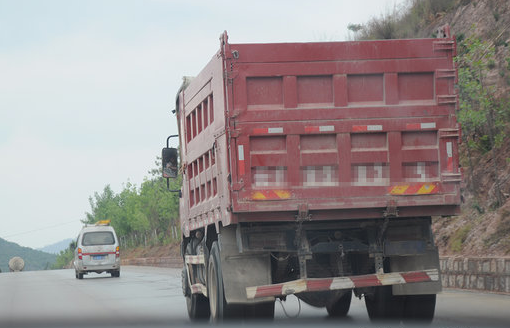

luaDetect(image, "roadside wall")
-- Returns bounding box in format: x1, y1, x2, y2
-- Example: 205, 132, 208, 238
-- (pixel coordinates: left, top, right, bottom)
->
440, 256, 510, 294
121, 256, 182, 268
122, 255, 510, 295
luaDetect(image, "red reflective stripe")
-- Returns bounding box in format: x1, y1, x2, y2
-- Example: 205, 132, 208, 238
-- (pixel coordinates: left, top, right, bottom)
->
253, 127, 283, 134
254, 284, 284, 298
352, 125, 367, 132
238, 145, 245, 175
406, 123, 421, 130
402, 184, 422, 195
267, 191, 278, 199
253, 128, 268, 134
350, 274, 382, 287
401, 271, 431, 283
305, 126, 320, 133
306, 279, 333, 291
353, 125, 382, 132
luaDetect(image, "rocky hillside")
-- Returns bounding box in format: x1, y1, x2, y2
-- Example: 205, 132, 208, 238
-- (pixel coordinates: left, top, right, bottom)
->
426, 0, 510, 256
383, 0, 510, 256
350, 0, 510, 256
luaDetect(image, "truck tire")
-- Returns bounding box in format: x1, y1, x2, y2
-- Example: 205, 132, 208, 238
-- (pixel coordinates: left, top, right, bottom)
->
208, 241, 235, 321
365, 286, 404, 321
244, 302, 275, 319
403, 294, 436, 322
326, 290, 352, 317
182, 266, 210, 320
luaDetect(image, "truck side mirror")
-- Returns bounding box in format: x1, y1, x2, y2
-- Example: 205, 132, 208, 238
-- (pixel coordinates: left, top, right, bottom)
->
162, 147, 178, 178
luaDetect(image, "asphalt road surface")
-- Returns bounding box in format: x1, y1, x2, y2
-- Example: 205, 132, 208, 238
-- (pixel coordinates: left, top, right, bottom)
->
0, 266, 509, 327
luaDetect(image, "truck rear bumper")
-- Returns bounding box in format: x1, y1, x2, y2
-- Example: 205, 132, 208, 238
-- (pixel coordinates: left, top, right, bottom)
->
246, 268, 439, 299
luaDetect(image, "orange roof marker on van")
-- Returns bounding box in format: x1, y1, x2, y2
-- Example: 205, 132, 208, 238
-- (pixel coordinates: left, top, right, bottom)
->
95, 220, 111, 226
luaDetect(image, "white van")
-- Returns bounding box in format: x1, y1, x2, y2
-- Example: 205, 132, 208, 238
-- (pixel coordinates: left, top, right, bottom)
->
73, 221, 120, 279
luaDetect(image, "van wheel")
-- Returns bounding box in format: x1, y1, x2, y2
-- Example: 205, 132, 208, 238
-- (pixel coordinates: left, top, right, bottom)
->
111, 270, 120, 278
78, 272, 84, 280
208, 241, 235, 321
326, 290, 352, 317
182, 266, 210, 320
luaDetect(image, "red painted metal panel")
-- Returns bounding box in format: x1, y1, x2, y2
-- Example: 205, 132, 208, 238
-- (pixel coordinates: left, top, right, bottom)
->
177, 32, 460, 234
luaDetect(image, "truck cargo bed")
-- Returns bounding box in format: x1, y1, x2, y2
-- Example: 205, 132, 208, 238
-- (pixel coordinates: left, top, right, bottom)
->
177, 32, 460, 234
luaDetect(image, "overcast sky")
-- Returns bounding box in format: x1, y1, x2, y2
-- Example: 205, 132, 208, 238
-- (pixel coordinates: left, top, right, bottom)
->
0, 0, 407, 249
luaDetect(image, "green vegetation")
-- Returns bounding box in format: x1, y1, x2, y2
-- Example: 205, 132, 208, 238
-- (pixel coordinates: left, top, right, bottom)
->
51, 240, 76, 269
456, 32, 510, 206
449, 224, 472, 252
82, 159, 181, 247
0, 238, 56, 272
53, 158, 180, 268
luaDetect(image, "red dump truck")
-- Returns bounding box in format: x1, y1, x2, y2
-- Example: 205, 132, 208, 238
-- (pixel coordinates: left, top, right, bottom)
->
162, 27, 460, 322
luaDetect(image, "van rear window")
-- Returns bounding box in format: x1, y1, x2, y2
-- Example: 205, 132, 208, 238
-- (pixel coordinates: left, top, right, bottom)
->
82, 232, 115, 246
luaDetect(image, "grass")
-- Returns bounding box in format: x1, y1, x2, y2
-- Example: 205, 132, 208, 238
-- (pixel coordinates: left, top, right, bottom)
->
449, 224, 472, 252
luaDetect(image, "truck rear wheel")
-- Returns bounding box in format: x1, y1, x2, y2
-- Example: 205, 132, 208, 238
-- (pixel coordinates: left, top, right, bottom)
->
182, 266, 210, 320
187, 294, 210, 320
208, 241, 235, 321
326, 290, 352, 317
365, 286, 404, 321
244, 302, 275, 319
403, 294, 436, 322
365, 286, 436, 322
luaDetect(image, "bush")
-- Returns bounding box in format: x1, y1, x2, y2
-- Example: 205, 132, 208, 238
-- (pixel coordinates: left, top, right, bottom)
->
450, 224, 472, 252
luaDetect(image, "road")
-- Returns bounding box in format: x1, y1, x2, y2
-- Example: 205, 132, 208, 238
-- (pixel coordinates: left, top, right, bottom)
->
0, 266, 509, 327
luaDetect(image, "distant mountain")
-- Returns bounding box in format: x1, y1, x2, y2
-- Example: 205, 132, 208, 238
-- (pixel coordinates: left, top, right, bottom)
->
0, 237, 56, 272
38, 238, 74, 254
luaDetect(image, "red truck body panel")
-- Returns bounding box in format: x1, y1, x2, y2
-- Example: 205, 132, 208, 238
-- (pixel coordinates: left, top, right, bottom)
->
177, 33, 460, 237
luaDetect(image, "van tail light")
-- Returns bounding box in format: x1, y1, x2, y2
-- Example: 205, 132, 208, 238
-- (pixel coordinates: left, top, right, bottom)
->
78, 248, 82, 260
116, 246, 120, 258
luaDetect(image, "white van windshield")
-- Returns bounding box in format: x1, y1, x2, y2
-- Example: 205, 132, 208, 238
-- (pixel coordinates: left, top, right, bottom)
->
82, 231, 115, 246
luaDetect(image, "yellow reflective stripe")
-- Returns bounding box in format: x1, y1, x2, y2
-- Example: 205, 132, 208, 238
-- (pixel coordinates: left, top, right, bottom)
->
390, 185, 409, 195
417, 184, 436, 194
274, 190, 291, 199
252, 192, 266, 200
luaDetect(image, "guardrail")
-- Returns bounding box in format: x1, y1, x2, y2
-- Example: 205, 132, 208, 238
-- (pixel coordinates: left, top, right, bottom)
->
122, 255, 510, 295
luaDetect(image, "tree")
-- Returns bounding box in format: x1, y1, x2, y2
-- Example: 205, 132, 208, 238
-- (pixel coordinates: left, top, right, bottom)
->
83, 158, 181, 247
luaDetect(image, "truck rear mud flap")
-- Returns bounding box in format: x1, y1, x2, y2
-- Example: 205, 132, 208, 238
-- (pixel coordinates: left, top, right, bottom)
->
246, 269, 438, 299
